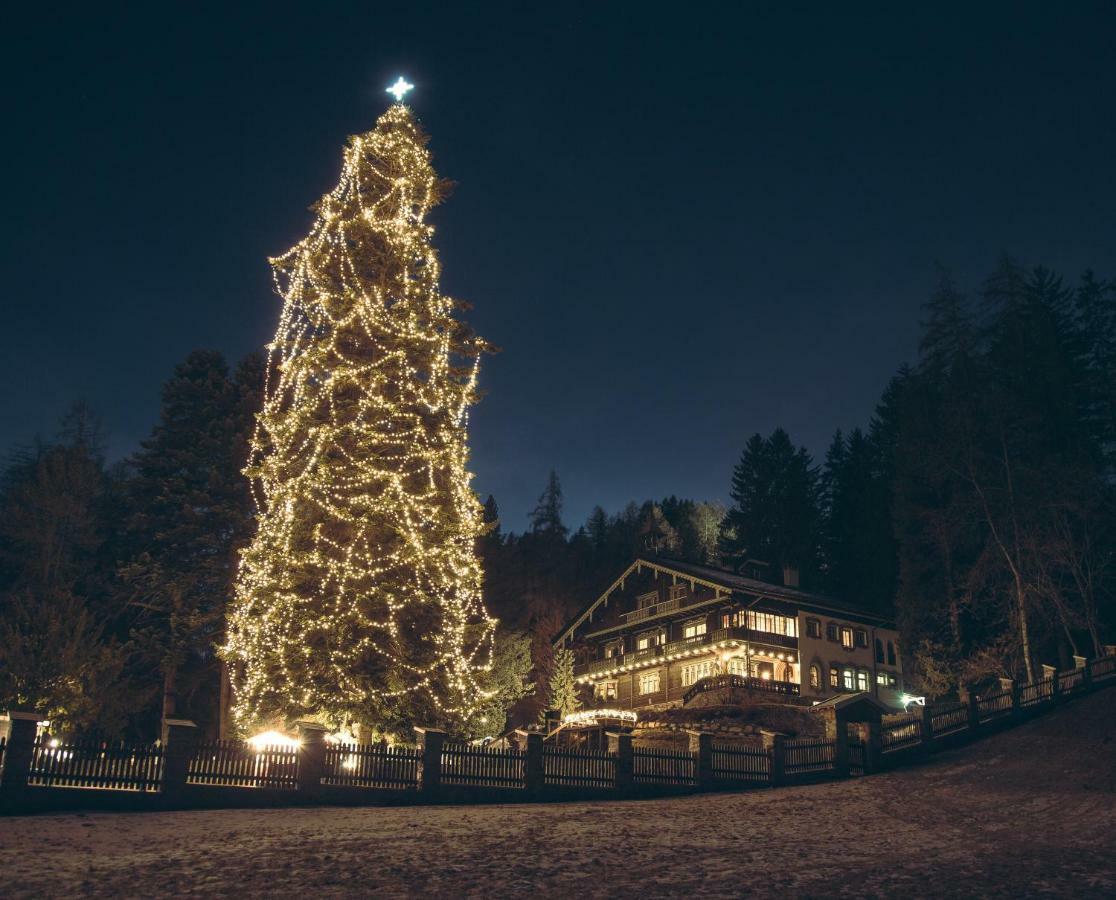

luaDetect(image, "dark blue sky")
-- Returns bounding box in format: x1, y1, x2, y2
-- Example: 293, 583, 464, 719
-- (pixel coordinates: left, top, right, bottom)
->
3, 3, 1114, 530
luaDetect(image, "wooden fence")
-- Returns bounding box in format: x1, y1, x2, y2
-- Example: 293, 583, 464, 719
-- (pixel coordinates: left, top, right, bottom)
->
186, 740, 299, 789
322, 742, 420, 789
543, 746, 616, 788
26, 738, 163, 792
632, 746, 697, 785
441, 743, 525, 788
2, 649, 1114, 813
710, 742, 769, 783
784, 737, 836, 775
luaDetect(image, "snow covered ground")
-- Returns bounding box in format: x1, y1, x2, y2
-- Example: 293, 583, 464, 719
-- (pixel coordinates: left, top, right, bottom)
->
3, 690, 1114, 898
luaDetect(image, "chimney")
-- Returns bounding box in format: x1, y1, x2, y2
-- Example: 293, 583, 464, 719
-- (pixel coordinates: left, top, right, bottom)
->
782, 565, 800, 588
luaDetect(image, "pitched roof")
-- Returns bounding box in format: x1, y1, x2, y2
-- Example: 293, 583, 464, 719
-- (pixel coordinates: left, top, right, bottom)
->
554, 555, 895, 647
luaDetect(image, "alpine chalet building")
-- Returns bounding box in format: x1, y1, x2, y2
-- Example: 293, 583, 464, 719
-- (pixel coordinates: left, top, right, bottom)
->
554, 557, 904, 711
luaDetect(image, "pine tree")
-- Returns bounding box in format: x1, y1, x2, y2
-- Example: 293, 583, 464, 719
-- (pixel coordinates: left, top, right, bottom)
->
529, 470, 568, 539
122, 350, 250, 730
547, 646, 580, 718
223, 101, 496, 736
720, 429, 821, 584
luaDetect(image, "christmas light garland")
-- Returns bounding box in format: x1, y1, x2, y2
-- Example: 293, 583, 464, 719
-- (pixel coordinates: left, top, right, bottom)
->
222, 98, 497, 733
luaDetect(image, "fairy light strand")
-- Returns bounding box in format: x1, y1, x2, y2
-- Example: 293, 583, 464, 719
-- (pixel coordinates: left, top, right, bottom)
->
222, 101, 497, 734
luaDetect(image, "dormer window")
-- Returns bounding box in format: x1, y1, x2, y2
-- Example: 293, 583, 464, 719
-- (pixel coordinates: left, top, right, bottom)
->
636, 631, 659, 651
637, 590, 658, 610
669, 584, 689, 602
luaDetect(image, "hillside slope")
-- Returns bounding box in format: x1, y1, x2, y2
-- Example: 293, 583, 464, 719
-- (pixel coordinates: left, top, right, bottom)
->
2, 689, 1114, 898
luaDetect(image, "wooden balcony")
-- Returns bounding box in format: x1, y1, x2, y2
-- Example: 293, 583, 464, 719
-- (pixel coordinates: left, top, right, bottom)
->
575, 627, 799, 678
681, 673, 801, 705
620, 597, 679, 624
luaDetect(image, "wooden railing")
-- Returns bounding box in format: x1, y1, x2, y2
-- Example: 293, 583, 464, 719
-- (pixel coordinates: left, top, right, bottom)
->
881, 714, 922, 751
441, 743, 525, 788
322, 742, 420, 789
929, 702, 969, 736
27, 739, 163, 791
542, 746, 616, 788
784, 737, 836, 775
187, 740, 298, 789
574, 626, 798, 677
711, 742, 769, 783
633, 747, 697, 785
682, 673, 800, 705
3, 650, 1115, 812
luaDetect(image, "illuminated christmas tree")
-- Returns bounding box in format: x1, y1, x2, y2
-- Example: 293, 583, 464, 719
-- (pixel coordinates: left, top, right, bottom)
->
223, 81, 497, 736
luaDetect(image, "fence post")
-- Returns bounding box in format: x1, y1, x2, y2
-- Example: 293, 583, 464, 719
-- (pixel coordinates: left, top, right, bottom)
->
1000, 678, 1021, 717
1074, 656, 1092, 691
833, 721, 850, 777
0, 711, 41, 800
687, 730, 714, 790
1042, 664, 1060, 704
609, 731, 633, 791
414, 726, 444, 795
296, 722, 328, 798
760, 730, 785, 787
964, 688, 980, 730
161, 718, 198, 805
863, 722, 882, 774
525, 732, 544, 795
920, 703, 934, 752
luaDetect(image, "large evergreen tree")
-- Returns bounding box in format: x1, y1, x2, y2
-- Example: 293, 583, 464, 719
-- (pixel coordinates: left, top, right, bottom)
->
122, 350, 254, 730
223, 101, 496, 737
720, 429, 821, 584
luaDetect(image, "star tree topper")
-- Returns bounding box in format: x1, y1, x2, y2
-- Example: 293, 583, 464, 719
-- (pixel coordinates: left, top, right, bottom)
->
387, 76, 414, 103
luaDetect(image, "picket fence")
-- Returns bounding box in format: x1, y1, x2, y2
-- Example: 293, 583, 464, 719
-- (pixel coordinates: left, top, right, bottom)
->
1, 651, 1114, 813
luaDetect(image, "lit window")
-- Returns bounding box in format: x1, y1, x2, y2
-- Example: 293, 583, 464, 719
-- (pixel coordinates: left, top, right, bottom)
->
638, 671, 661, 695
682, 620, 707, 639
595, 681, 617, 700
830, 665, 840, 688
809, 664, 821, 689
856, 670, 869, 692
745, 610, 799, 637
721, 613, 731, 629
727, 658, 747, 676
636, 632, 656, 651
681, 660, 715, 686
843, 668, 856, 691
841, 628, 854, 651
876, 672, 897, 688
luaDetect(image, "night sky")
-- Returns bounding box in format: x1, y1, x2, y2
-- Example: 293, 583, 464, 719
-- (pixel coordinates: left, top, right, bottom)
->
4, 3, 1115, 530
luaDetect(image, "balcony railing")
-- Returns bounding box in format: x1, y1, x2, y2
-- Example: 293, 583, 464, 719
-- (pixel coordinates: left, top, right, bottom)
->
621, 597, 680, 624
682, 673, 800, 705
575, 627, 799, 678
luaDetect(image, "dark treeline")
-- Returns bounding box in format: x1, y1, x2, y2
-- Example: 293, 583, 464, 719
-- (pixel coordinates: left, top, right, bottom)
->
0, 351, 263, 738
2, 259, 1114, 736
481, 260, 1116, 709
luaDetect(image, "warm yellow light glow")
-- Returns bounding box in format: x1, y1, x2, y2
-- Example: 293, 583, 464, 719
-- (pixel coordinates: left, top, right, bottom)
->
247, 730, 300, 750
222, 102, 497, 734
562, 709, 638, 726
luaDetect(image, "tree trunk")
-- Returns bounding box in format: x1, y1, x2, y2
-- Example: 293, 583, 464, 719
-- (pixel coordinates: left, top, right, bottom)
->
1013, 577, 1036, 683
162, 667, 178, 722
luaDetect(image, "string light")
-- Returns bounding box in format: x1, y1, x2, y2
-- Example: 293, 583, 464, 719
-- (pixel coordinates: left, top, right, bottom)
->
222, 101, 497, 735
